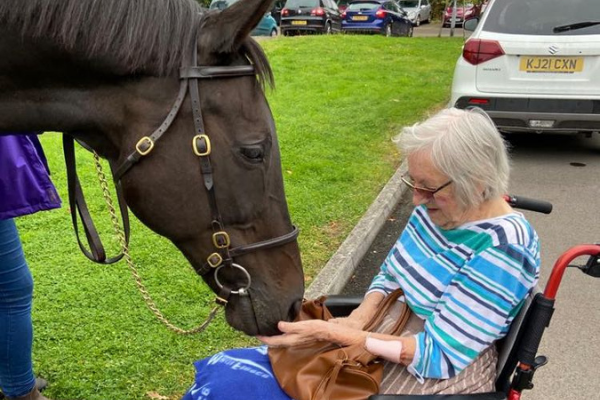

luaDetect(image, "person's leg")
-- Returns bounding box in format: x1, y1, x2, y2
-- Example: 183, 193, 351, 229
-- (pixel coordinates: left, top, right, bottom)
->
0, 218, 36, 398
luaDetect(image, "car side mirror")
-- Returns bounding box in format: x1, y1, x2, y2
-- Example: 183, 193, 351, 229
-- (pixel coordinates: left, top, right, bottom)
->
464, 17, 479, 31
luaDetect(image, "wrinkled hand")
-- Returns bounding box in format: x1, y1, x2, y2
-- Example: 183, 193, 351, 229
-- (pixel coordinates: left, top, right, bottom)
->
329, 316, 365, 329
328, 305, 375, 330
257, 319, 367, 348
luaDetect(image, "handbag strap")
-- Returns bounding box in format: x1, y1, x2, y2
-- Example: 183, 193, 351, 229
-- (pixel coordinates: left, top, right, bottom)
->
362, 288, 408, 333
353, 289, 412, 365
384, 300, 411, 336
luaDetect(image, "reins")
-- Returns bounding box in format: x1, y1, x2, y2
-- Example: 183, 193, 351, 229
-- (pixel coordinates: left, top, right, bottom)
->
94, 152, 220, 335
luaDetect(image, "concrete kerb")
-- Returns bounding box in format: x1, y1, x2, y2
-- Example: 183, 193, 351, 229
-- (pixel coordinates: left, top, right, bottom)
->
306, 160, 409, 298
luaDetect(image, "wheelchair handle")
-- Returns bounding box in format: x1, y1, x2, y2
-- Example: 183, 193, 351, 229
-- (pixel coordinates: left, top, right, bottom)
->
504, 195, 553, 214
545, 244, 600, 299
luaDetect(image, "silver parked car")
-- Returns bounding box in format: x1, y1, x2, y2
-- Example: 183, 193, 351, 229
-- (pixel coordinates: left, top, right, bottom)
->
398, 0, 430, 26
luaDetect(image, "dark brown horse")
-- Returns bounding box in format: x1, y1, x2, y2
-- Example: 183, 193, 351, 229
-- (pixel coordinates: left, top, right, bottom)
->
0, 0, 304, 336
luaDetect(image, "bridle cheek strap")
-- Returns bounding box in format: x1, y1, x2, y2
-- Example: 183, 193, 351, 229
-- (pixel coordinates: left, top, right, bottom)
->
113, 79, 189, 181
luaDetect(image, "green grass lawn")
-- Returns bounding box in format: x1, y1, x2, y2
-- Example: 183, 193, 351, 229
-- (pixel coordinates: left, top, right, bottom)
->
15, 35, 462, 400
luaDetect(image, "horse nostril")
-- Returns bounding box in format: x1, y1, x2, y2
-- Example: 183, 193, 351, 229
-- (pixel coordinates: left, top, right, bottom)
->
288, 299, 302, 322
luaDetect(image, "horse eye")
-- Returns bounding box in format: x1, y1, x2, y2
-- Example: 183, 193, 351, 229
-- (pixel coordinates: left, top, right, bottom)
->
240, 145, 265, 162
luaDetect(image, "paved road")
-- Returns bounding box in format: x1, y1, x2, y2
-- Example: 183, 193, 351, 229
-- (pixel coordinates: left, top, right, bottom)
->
343, 133, 600, 399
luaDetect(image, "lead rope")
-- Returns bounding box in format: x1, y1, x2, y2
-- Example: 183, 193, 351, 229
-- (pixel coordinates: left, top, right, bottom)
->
93, 152, 221, 335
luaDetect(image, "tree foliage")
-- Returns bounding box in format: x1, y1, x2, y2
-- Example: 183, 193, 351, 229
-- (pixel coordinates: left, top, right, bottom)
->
429, 0, 485, 22
194, 0, 211, 9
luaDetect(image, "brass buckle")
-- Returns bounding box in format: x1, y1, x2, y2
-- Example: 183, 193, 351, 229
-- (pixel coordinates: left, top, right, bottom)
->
192, 134, 211, 156
135, 136, 155, 156
212, 231, 230, 249
207, 252, 223, 268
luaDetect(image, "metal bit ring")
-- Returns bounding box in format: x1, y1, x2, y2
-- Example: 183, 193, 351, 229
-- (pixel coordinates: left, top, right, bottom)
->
214, 263, 251, 295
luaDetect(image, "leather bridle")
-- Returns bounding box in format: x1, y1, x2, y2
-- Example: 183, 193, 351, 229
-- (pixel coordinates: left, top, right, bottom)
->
67, 40, 299, 306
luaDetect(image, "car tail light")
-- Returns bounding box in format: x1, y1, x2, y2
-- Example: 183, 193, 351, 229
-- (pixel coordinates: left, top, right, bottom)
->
467, 98, 490, 105
375, 9, 386, 18
311, 7, 325, 16
282, 8, 289, 16
341, 10, 346, 18
463, 39, 505, 65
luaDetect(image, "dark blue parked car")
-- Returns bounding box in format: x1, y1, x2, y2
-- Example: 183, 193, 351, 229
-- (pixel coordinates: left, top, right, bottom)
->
342, 0, 413, 36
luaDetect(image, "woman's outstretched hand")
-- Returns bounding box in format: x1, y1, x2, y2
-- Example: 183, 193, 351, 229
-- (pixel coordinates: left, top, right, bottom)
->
257, 319, 368, 348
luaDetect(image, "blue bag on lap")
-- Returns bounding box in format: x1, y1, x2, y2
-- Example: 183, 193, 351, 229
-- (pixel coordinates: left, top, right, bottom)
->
181, 346, 293, 400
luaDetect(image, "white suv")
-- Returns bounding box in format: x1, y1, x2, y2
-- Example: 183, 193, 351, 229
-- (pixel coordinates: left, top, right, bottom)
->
450, 0, 600, 134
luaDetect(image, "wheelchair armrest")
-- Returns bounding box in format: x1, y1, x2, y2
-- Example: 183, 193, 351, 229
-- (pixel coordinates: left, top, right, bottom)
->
324, 295, 363, 318
369, 392, 506, 400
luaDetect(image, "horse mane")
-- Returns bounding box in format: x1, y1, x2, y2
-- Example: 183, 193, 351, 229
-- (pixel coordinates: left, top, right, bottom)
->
0, 0, 273, 85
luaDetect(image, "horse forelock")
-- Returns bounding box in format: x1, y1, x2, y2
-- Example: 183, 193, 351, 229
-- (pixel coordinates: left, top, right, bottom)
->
0, 0, 274, 84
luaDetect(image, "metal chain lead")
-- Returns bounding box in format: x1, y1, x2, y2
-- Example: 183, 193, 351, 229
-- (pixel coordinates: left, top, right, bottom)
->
93, 152, 220, 335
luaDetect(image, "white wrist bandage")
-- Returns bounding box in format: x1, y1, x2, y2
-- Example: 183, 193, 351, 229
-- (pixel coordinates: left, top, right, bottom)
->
365, 336, 403, 363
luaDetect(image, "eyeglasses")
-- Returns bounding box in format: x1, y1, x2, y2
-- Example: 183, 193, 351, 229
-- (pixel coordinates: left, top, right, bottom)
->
401, 174, 453, 198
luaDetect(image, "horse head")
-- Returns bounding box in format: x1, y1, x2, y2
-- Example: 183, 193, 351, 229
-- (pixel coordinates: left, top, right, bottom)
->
0, 0, 304, 336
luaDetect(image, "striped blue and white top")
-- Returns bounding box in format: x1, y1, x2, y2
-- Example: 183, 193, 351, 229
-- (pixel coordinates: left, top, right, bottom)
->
368, 205, 540, 380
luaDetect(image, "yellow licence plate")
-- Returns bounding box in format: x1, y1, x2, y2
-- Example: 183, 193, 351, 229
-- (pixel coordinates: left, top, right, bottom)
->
519, 57, 584, 73
353, 15, 368, 21
291, 20, 307, 25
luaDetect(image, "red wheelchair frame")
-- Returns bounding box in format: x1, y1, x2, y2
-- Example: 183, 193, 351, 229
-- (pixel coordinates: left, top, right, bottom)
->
325, 195, 600, 400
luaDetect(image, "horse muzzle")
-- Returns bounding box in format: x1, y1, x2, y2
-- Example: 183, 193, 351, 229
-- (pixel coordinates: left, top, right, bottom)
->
223, 288, 302, 336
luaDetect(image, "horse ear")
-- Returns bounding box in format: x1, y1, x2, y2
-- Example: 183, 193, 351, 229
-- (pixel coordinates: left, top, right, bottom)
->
199, 0, 273, 56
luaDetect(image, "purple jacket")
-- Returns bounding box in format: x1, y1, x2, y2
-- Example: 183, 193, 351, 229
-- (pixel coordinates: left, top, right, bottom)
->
0, 134, 61, 220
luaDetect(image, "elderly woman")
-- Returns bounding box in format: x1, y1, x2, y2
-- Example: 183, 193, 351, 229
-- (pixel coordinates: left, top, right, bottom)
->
260, 107, 539, 394
182, 107, 539, 398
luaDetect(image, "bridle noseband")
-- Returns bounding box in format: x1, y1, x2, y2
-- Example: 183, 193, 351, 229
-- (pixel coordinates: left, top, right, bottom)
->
112, 42, 299, 305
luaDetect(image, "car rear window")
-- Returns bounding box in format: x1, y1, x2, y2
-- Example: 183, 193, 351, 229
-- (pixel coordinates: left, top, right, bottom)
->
483, 0, 600, 35
399, 0, 418, 7
284, 0, 320, 8
209, 0, 238, 10
347, 1, 381, 11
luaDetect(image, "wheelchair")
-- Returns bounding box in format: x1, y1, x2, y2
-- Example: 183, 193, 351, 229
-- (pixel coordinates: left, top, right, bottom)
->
325, 195, 600, 400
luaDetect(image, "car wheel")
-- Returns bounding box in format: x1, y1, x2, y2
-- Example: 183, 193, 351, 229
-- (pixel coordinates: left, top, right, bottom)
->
270, 28, 277, 37
407, 25, 413, 37
415, 15, 420, 27
325, 22, 332, 34
385, 23, 393, 37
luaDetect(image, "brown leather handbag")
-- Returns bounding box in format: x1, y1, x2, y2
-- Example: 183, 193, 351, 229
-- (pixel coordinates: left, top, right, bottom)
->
268, 289, 411, 400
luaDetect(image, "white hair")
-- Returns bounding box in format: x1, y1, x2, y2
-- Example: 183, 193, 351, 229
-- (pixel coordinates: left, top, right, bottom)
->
395, 107, 510, 209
